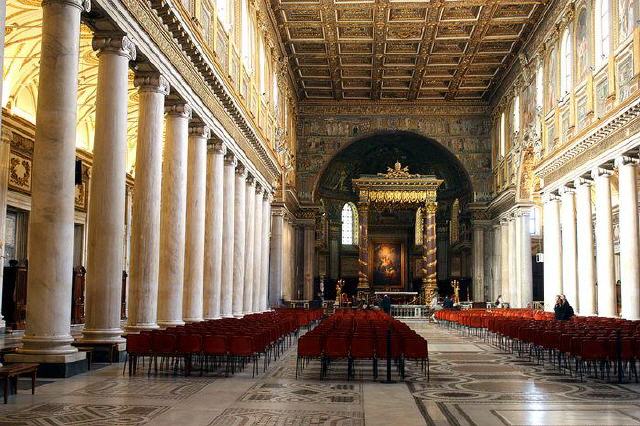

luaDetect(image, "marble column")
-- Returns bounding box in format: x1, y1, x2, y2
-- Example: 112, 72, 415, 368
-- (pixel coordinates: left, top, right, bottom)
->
220, 153, 236, 317
357, 202, 369, 289
575, 177, 596, 315
472, 225, 485, 301
260, 193, 272, 310
592, 167, 616, 317
232, 162, 247, 317
508, 216, 517, 306
560, 186, 578, 310
126, 73, 170, 331
500, 219, 509, 302
514, 215, 522, 308
182, 123, 210, 322
0, 0, 8, 331
243, 175, 256, 314
203, 140, 225, 319
81, 35, 136, 344
12, 0, 89, 363
252, 185, 264, 312
616, 156, 640, 320
303, 221, 315, 301
543, 193, 562, 312
519, 210, 533, 307
268, 207, 284, 309
157, 103, 191, 327
492, 224, 502, 301
423, 202, 438, 301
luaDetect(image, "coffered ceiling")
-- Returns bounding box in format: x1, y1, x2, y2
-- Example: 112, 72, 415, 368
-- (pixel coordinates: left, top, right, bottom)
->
270, 0, 548, 102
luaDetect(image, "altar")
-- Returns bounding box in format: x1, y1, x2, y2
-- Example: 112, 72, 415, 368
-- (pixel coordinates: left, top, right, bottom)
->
352, 162, 442, 303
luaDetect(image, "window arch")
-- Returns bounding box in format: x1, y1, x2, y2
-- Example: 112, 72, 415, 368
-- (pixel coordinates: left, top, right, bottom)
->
341, 203, 359, 245
241, 0, 254, 71
512, 95, 520, 134
560, 28, 572, 96
415, 208, 424, 245
499, 112, 506, 157
595, 0, 611, 68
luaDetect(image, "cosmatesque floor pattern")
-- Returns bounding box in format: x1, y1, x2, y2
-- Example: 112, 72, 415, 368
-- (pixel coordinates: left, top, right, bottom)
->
0, 321, 638, 425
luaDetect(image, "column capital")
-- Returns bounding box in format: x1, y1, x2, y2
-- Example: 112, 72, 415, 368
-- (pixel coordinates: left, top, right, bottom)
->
263, 191, 273, 202
542, 192, 561, 203
574, 175, 593, 187
92, 34, 136, 61
165, 103, 192, 119
559, 185, 575, 196
246, 173, 256, 186
224, 152, 237, 167
134, 72, 170, 95
235, 162, 247, 177
615, 155, 640, 168
188, 123, 210, 139
209, 139, 226, 154
591, 166, 614, 179
43, 0, 90, 12
255, 182, 263, 194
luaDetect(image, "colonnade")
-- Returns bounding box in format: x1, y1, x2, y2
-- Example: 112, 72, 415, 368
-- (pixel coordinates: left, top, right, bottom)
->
542, 152, 639, 319
6, 0, 273, 367
490, 208, 533, 308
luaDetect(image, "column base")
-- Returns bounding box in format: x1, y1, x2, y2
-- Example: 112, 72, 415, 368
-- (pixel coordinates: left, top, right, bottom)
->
5, 351, 87, 378
157, 320, 185, 328
80, 328, 126, 344
204, 316, 221, 320
221, 314, 234, 318
233, 313, 244, 318
125, 323, 159, 333
183, 318, 203, 323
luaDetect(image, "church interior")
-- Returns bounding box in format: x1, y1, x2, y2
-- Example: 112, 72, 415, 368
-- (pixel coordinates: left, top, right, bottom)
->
0, 0, 638, 424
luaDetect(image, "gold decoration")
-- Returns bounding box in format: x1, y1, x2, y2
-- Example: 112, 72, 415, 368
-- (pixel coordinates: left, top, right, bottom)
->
377, 161, 419, 179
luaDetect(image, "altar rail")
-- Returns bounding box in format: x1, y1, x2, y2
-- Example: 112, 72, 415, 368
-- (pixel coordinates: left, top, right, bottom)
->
390, 305, 430, 319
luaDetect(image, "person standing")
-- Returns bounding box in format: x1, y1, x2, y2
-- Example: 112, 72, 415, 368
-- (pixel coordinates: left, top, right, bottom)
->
381, 294, 391, 315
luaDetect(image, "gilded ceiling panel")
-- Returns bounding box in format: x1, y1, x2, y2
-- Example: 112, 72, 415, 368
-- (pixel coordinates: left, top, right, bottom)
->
270, 0, 549, 101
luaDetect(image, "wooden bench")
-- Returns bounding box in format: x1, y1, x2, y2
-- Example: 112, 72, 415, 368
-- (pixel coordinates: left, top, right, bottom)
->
0, 363, 39, 403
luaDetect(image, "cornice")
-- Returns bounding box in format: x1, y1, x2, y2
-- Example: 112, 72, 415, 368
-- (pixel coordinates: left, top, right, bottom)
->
535, 95, 640, 185
298, 100, 489, 117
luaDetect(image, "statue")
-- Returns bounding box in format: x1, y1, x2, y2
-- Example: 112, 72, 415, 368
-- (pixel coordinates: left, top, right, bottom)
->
452, 280, 460, 305
335, 279, 343, 305
378, 160, 419, 179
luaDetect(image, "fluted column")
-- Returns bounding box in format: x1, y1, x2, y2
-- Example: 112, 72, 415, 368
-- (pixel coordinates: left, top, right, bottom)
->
157, 103, 191, 327
492, 224, 502, 301
126, 73, 170, 331
472, 225, 485, 301
268, 206, 284, 309
220, 153, 236, 317
560, 186, 578, 310
81, 34, 136, 344
508, 216, 517, 306
592, 167, 616, 317
543, 193, 562, 311
616, 156, 639, 320
303, 221, 315, 300
14, 0, 89, 362
243, 175, 256, 314
259, 193, 272, 310
252, 185, 264, 312
575, 177, 596, 315
232, 162, 247, 316
203, 140, 225, 319
500, 219, 509, 301
519, 210, 533, 307
182, 123, 210, 322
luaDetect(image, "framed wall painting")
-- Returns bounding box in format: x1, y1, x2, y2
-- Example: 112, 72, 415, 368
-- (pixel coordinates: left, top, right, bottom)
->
369, 239, 406, 289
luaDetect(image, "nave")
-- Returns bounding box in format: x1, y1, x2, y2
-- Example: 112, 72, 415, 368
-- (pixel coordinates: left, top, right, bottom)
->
0, 320, 638, 425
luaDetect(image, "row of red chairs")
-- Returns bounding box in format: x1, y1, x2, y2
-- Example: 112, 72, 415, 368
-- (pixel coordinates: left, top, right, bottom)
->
297, 310, 429, 381
125, 309, 323, 377
435, 308, 640, 382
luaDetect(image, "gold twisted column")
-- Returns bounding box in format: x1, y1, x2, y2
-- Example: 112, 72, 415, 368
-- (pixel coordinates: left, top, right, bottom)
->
357, 202, 369, 289
423, 202, 438, 302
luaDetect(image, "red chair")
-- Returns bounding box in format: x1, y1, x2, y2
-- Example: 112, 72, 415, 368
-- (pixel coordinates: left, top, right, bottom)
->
150, 333, 177, 374
202, 335, 228, 375
323, 335, 351, 379
403, 337, 429, 381
297, 334, 323, 378
176, 334, 203, 376
228, 335, 258, 377
124, 333, 152, 376
349, 335, 376, 379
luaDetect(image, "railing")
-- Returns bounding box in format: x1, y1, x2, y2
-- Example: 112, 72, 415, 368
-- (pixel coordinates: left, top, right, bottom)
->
390, 305, 430, 319
532, 301, 544, 310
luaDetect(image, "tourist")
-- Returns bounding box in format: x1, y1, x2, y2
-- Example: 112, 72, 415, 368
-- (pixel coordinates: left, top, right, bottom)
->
560, 294, 575, 321
380, 294, 391, 315
495, 294, 503, 308
443, 295, 454, 309
553, 295, 564, 320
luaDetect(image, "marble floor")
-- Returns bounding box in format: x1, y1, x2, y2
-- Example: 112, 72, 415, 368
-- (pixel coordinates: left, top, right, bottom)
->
0, 321, 638, 425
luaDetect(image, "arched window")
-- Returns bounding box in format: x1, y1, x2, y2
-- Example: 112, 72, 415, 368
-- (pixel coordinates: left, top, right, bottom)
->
560, 29, 572, 95
499, 112, 506, 157
241, 0, 254, 71
595, 0, 611, 68
415, 208, 424, 245
512, 95, 520, 134
341, 203, 359, 245
216, 0, 232, 31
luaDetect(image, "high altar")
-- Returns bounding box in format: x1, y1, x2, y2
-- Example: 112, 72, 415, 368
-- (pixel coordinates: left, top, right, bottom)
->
352, 162, 442, 302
